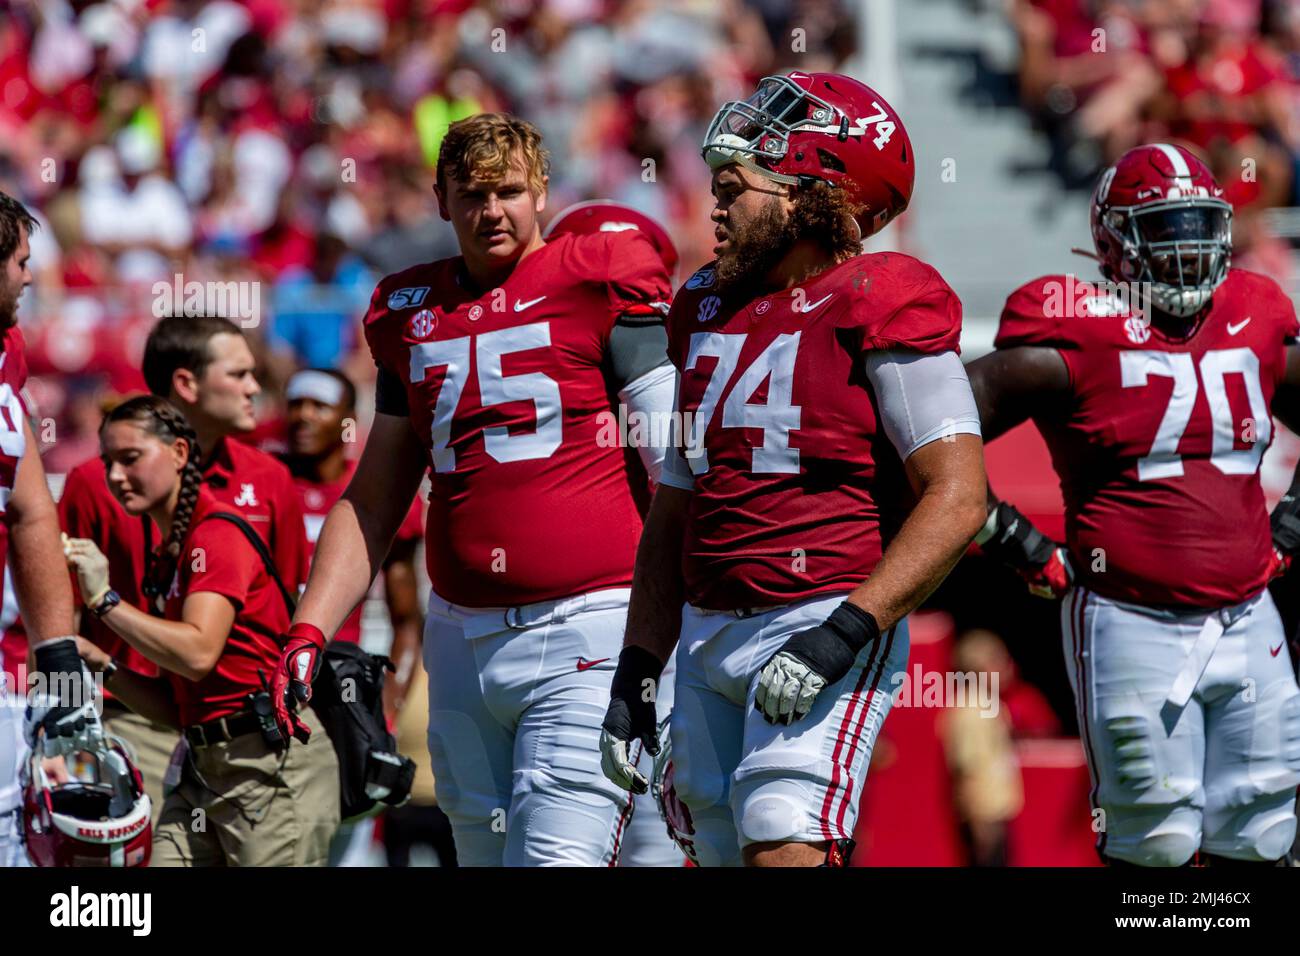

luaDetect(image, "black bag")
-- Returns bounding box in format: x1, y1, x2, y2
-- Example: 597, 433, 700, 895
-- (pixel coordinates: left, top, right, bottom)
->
200, 512, 416, 819
310, 642, 416, 819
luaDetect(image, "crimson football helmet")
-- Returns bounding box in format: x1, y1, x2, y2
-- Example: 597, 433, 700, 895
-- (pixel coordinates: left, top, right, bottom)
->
22, 728, 152, 867
544, 200, 680, 278
702, 71, 914, 237
650, 727, 698, 864
1091, 143, 1232, 318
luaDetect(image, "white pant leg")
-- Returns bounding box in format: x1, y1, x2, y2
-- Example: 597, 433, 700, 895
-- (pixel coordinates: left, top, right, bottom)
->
617, 649, 685, 867
672, 593, 910, 862
423, 606, 514, 868
0, 810, 26, 868
1062, 587, 1208, 866
494, 601, 638, 867
668, 611, 747, 867
1200, 590, 1300, 861
0, 677, 28, 867
731, 600, 909, 850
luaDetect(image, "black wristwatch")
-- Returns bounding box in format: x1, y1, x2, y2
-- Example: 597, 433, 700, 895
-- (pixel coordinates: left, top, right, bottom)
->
91, 589, 121, 618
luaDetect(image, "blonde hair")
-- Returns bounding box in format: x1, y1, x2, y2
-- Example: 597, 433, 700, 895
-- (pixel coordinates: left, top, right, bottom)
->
436, 113, 549, 196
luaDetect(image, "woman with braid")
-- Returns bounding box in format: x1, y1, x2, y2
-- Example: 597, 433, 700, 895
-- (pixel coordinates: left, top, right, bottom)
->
62, 395, 339, 866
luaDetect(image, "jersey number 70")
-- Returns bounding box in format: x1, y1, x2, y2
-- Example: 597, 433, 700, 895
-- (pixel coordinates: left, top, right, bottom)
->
1121, 347, 1269, 481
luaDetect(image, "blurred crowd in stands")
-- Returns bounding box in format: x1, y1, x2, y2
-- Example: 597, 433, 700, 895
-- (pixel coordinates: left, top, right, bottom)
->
1011, 0, 1300, 287
0, 0, 857, 469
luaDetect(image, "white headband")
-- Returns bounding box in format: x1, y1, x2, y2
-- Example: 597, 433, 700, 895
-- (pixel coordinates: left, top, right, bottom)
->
286, 371, 346, 407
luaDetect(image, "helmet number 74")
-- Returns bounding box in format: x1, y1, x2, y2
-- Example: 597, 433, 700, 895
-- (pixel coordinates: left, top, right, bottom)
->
859, 102, 895, 151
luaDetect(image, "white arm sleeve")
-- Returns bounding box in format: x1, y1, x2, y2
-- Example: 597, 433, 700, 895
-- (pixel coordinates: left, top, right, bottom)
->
617, 363, 677, 484
862, 350, 982, 461
658, 441, 695, 491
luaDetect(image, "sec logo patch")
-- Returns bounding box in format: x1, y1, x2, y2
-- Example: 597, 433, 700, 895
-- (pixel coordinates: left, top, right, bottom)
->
1123, 315, 1150, 345
410, 309, 437, 338
468, 305, 484, 322
755, 300, 771, 315
697, 295, 721, 323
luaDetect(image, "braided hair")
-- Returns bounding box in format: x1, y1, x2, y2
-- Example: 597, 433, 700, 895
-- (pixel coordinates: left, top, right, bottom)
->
101, 395, 205, 602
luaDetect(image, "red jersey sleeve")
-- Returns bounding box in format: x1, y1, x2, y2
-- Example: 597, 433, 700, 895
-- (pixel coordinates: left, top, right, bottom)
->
58, 461, 106, 542
604, 231, 672, 320
362, 277, 398, 378
834, 252, 963, 354
1234, 270, 1299, 383
994, 277, 1076, 349
57, 463, 106, 610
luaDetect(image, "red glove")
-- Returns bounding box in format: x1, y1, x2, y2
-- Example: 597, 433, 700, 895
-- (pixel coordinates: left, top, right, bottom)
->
272, 623, 325, 744
1021, 546, 1074, 600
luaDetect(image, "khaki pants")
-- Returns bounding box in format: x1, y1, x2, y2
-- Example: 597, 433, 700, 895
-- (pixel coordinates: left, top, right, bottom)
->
103, 704, 179, 826
152, 708, 340, 867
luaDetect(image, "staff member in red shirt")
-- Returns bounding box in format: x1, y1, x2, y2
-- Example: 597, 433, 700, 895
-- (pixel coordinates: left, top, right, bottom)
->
282, 368, 424, 716
65, 395, 339, 866
56, 315, 311, 818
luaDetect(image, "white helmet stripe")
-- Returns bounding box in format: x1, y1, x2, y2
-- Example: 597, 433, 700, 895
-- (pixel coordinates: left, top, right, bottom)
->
1153, 143, 1193, 186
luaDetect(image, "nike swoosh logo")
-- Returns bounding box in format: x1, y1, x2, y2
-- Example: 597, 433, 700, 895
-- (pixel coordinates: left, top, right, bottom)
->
514, 295, 547, 312
1227, 317, 1251, 335
798, 293, 834, 314
1271, 642, 1284, 657
576, 657, 610, 672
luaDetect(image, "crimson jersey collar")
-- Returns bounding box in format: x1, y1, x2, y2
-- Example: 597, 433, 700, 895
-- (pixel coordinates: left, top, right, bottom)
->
201, 436, 235, 487
451, 236, 556, 299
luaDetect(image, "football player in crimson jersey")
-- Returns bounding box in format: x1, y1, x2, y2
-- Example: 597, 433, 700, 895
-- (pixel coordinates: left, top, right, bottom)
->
0, 193, 87, 867
281, 368, 424, 716
598, 72, 988, 867
271, 113, 681, 867
966, 143, 1300, 867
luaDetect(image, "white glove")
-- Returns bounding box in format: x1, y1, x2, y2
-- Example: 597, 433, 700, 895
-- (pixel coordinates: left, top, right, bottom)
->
600, 729, 648, 794
755, 651, 827, 725
63, 535, 111, 607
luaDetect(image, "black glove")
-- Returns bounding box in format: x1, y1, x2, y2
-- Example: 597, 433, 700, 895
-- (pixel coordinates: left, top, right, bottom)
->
978, 502, 1057, 572
26, 637, 103, 755
755, 602, 880, 724
977, 501, 1073, 598
599, 646, 665, 793
1271, 490, 1300, 558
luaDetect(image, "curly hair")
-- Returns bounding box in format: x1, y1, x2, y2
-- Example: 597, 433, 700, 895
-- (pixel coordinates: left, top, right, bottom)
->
101, 395, 205, 602
788, 178, 865, 262
436, 112, 549, 196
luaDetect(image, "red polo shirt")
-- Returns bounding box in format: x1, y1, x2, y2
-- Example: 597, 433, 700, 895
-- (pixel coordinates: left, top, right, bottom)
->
199, 436, 309, 592
164, 487, 290, 726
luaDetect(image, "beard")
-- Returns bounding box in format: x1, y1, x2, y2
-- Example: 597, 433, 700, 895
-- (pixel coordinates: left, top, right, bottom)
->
714, 200, 796, 294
